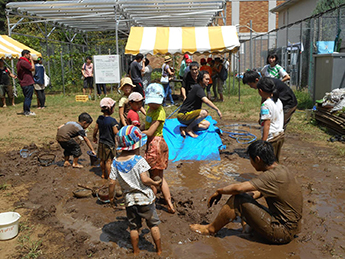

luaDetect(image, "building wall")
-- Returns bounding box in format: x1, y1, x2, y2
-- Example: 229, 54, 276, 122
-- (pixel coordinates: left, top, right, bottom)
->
275, 0, 317, 46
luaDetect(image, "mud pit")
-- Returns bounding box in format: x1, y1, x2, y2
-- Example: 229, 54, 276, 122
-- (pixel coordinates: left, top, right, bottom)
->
0, 123, 344, 258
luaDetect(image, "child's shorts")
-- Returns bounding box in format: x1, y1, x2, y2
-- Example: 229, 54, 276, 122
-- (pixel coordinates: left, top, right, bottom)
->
58, 139, 82, 158
0, 84, 14, 99
83, 77, 93, 89
97, 142, 116, 161
231, 193, 298, 244
126, 203, 161, 230
145, 136, 169, 170
177, 109, 201, 125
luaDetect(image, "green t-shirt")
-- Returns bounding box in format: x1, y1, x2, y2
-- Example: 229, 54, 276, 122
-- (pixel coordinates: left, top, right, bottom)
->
145, 105, 165, 137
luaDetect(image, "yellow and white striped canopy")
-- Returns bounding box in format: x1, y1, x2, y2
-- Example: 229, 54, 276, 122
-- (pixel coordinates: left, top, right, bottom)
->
125, 26, 240, 55
0, 35, 42, 59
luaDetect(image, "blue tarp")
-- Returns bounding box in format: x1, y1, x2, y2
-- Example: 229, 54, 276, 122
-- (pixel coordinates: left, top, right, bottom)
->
163, 116, 224, 162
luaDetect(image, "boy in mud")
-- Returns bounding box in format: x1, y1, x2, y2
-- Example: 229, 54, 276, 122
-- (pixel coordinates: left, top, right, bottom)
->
56, 112, 96, 168
108, 125, 163, 255
190, 140, 303, 244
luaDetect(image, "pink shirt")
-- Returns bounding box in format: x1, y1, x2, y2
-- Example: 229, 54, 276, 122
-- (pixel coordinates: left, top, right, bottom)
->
82, 62, 93, 78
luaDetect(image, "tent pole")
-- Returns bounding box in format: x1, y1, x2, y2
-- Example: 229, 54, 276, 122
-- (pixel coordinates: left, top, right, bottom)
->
60, 51, 65, 96
7, 15, 17, 96
228, 52, 230, 95
238, 52, 241, 102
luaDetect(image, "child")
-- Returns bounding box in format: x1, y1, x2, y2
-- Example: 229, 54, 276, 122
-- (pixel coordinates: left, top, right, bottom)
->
93, 97, 119, 179
190, 140, 302, 244
56, 112, 96, 168
108, 125, 162, 255
257, 77, 284, 162
142, 83, 175, 214
126, 92, 144, 127
118, 77, 146, 128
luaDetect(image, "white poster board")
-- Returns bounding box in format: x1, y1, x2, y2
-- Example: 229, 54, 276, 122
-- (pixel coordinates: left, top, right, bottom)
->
93, 55, 121, 84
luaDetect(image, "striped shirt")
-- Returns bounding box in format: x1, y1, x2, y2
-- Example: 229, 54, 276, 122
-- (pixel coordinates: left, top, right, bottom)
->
262, 64, 288, 80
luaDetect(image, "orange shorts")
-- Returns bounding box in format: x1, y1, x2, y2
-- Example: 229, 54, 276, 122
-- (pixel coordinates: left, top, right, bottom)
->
145, 136, 169, 170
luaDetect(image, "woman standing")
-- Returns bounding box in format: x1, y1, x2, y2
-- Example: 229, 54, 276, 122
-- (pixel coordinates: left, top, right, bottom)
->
33, 57, 46, 109
161, 56, 175, 107
261, 53, 290, 82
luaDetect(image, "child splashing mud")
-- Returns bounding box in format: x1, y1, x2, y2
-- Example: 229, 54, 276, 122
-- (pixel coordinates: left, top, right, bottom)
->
108, 126, 162, 255
92, 97, 119, 179
142, 83, 175, 214
56, 112, 96, 168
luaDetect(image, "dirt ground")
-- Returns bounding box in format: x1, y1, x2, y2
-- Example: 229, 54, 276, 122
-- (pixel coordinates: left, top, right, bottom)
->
0, 118, 344, 259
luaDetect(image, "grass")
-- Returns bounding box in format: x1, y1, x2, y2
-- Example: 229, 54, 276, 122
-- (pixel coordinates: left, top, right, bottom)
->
0, 82, 343, 157
17, 221, 43, 259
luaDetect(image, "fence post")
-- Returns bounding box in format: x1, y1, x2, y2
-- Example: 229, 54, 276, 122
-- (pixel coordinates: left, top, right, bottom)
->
250, 20, 253, 69
60, 51, 65, 96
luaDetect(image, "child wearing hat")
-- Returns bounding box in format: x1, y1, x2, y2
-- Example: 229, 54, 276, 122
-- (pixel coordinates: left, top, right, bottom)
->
126, 92, 144, 127
93, 97, 119, 179
118, 77, 146, 128
142, 83, 175, 214
108, 125, 163, 255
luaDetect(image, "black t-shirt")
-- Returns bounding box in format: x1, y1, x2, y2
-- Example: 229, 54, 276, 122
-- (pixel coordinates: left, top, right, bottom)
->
272, 78, 298, 110
182, 72, 197, 96
0, 67, 10, 86
96, 116, 119, 148
179, 83, 206, 114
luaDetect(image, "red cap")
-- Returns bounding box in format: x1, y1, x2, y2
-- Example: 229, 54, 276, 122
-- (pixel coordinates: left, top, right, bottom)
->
207, 57, 213, 63
186, 58, 192, 63
184, 54, 189, 59
200, 58, 206, 64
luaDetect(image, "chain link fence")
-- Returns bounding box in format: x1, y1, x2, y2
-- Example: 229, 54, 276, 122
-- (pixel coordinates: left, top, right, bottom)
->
234, 4, 345, 97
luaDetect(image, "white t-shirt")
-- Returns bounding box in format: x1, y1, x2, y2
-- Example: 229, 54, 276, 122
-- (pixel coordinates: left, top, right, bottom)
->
261, 64, 287, 80
110, 155, 155, 207
260, 98, 284, 140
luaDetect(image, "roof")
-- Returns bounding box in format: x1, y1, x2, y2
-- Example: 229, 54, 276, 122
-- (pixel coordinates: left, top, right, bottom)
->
270, 0, 300, 13
125, 26, 240, 55
6, 0, 226, 35
0, 35, 42, 59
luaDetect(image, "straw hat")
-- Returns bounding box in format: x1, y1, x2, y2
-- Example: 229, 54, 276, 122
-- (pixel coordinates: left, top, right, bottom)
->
119, 77, 135, 90
164, 56, 172, 62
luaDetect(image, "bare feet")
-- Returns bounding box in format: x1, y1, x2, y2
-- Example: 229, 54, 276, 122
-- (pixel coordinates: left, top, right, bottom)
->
64, 161, 71, 167
189, 224, 211, 235
72, 164, 83, 169
180, 127, 186, 137
167, 206, 176, 214
3, 104, 7, 108
186, 128, 198, 138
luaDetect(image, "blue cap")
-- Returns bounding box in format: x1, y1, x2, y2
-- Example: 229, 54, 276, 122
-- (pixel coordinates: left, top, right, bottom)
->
145, 83, 164, 105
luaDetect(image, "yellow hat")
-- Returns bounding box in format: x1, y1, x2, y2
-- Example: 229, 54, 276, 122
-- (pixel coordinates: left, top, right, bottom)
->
120, 77, 135, 90
164, 56, 172, 62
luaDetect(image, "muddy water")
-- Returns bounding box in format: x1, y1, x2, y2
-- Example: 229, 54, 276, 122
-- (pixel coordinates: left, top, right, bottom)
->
1, 123, 345, 258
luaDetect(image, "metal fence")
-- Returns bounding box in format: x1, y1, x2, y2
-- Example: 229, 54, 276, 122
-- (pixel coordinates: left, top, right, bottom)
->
234, 4, 345, 96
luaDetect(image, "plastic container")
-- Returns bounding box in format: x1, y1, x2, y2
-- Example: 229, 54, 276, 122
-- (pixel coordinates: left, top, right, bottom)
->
87, 150, 98, 166
0, 212, 21, 240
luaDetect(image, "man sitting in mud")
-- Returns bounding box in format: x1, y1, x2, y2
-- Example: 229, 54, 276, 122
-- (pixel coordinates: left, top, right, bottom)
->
190, 140, 303, 244
177, 70, 222, 138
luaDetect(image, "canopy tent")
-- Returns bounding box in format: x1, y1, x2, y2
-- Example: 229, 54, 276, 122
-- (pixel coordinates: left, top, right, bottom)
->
125, 26, 240, 55
0, 35, 42, 59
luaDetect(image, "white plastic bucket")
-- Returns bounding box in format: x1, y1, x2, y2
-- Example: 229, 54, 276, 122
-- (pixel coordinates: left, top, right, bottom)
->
0, 212, 21, 240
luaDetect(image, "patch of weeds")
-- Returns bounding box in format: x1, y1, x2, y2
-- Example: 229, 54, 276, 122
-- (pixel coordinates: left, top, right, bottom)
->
17, 221, 43, 259
0, 183, 9, 190
5, 192, 13, 196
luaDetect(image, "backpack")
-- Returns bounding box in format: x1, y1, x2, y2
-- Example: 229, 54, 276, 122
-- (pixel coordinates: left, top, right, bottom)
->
219, 64, 228, 81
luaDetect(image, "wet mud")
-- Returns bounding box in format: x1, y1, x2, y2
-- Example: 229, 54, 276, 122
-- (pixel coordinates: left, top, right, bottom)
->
0, 123, 344, 258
